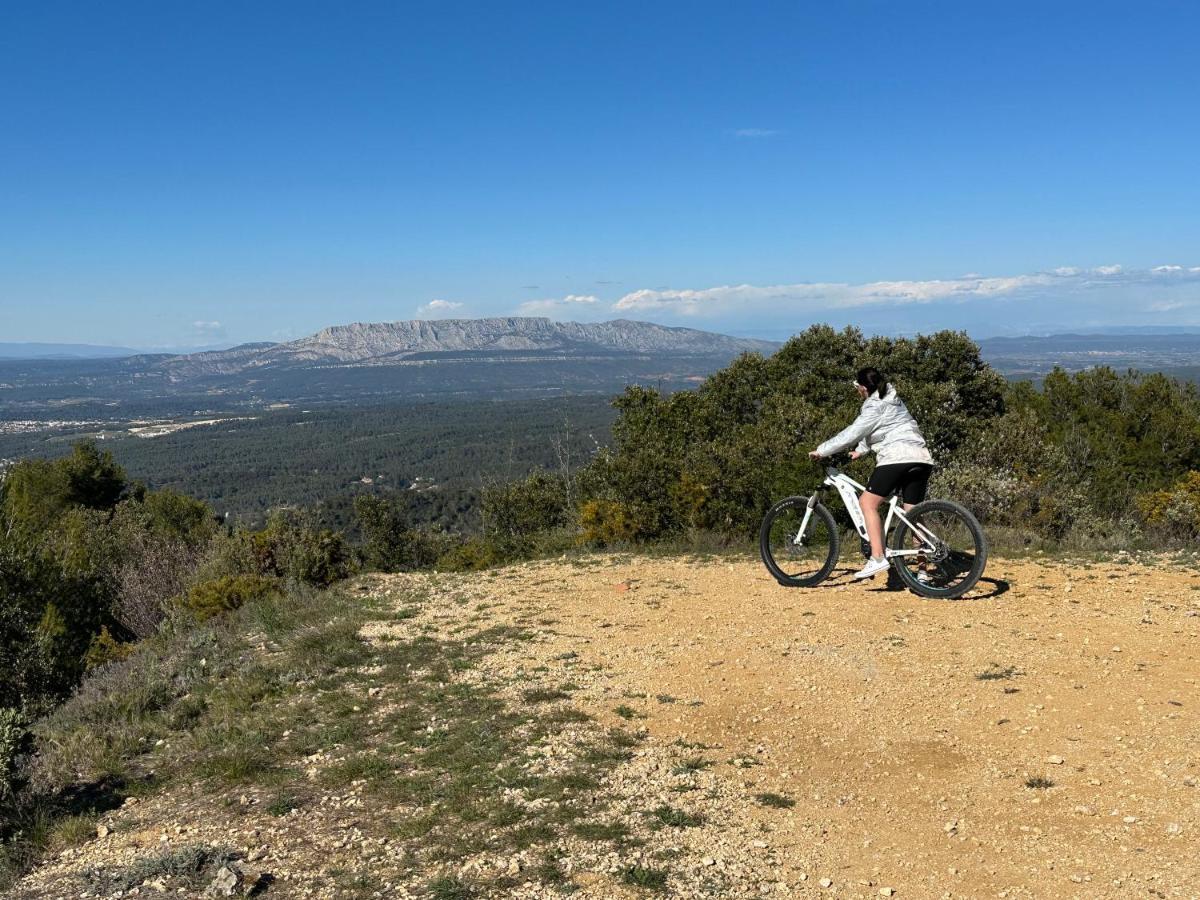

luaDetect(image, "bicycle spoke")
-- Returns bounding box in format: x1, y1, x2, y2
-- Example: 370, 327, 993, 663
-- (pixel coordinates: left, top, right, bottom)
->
766, 505, 833, 581
894, 506, 982, 594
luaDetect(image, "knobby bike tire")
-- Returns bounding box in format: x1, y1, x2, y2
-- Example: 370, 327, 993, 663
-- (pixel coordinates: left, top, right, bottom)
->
890, 498, 988, 599
760, 497, 840, 587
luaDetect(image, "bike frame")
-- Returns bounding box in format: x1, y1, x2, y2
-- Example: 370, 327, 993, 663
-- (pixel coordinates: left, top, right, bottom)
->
793, 466, 939, 557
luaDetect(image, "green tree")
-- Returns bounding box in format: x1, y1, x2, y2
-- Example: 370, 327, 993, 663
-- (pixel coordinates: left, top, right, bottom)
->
1, 442, 127, 544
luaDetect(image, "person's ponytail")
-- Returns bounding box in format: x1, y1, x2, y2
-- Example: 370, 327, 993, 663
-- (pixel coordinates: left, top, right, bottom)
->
856, 367, 888, 399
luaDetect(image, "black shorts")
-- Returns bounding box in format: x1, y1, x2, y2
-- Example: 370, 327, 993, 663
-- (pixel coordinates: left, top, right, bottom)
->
866, 463, 933, 504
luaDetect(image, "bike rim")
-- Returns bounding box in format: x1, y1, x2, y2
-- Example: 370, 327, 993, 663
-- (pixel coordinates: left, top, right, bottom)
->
766, 505, 833, 581
895, 508, 980, 594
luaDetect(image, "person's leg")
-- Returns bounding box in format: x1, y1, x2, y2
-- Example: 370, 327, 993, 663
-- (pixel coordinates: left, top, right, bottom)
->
860, 490, 886, 558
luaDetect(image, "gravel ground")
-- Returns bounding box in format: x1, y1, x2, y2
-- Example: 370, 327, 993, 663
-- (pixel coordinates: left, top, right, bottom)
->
13, 552, 1200, 899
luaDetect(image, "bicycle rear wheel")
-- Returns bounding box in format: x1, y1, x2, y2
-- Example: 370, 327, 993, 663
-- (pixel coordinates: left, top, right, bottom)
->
760, 497, 840, 587
889, 499, 987, 599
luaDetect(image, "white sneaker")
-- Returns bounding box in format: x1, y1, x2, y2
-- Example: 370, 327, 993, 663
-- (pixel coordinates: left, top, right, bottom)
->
853, 557, 891, 580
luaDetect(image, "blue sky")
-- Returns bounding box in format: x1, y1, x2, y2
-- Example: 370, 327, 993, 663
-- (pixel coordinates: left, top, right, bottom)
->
2, 0, 1198, 347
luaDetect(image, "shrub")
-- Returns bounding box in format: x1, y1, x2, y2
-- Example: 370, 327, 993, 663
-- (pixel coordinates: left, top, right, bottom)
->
1137, 470, 1200, 537
355, 496, 451, 571
180, 576, 282, 622
931, 407, 1095, 540
435, 537, 502, 572
0, 546, 109, 715
115, 534, 206, 638
579, 499, 642, 545
282, 528, 355, 587
203, 515, 355, 587
83, 626, 136, 670
482, 471, 574, 553
0, 708, 30, 804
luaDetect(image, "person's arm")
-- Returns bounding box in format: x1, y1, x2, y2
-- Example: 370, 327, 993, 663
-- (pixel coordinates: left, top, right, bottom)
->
850, 437, 871, 460
811, 402, 883, 458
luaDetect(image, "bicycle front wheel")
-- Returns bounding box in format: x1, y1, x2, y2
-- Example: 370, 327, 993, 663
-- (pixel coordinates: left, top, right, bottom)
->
890, 499, 987, 599
760, 497, 840, 587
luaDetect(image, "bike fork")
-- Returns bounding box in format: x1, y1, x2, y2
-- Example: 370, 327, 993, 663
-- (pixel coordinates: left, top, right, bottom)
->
792, 493, 819, 545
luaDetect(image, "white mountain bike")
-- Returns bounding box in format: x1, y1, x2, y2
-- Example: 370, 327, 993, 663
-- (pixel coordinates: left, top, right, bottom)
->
760, 457, 988, 599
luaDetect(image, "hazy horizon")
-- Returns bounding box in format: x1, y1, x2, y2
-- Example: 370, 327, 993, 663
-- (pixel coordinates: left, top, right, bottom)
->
8, 315, 1200, 360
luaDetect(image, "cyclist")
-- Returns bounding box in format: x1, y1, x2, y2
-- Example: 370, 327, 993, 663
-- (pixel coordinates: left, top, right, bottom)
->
808, 367, 934, 581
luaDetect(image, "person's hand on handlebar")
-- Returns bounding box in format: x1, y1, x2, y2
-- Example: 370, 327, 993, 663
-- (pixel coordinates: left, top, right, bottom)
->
809, 449, 865, 461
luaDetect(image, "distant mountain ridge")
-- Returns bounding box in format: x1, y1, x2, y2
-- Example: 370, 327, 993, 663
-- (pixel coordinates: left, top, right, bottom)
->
0, 342, 141, 360
145, 317, 779, 377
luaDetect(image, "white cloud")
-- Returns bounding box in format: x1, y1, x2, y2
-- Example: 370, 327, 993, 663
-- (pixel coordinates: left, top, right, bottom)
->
1149, 300, 1187, 312
191, 320, 227, 339
611, 264, 1200, 317
517, 294, 600, 317
732, 128, 778, 138
415, 299, 464, 318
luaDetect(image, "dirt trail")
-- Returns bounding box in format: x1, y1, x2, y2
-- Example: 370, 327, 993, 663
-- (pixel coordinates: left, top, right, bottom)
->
432, 553, 1200, 898
14, 553, 1198, 899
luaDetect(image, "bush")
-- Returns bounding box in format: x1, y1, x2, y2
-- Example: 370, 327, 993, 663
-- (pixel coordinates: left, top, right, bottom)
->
1138, 471, 1200, 538
579, 499, 643, 545
83, 626, 136, 670
0, 546, 109, 716
196, 515, 355, 588
115, 534, 206, 638
180, 576, 283, 622
0, 708, 30, 804
930, 407, 1096, 540
355, 495, 451, 571
282, 528, 355, 587
482, 471, 574, 553
435, 537, 502, 571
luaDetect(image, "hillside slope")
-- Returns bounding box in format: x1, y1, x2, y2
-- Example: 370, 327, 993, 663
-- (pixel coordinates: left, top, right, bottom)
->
13, 554, 1199, 898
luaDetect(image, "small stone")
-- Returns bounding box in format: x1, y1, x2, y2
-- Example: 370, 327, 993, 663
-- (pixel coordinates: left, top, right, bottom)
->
820, 877, 834, 888
1123, 816, 1138, 824
206, 865, 242, 897
95, 824, 110, 838
880, 889, 895, 897
1046, 755, 1065, 765
1166, 823, 1183, 835
751, 840, 768, 849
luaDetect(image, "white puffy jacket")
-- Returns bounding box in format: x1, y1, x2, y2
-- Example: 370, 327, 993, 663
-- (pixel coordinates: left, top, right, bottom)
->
815, 386, 934, 466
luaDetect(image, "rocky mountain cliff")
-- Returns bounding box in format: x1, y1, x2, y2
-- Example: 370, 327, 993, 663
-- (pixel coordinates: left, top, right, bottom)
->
146, 317, 778, 377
